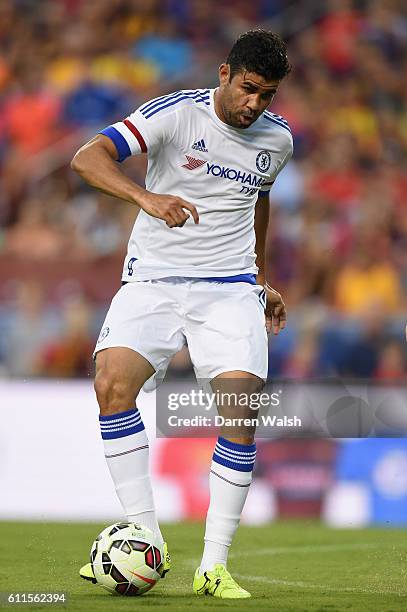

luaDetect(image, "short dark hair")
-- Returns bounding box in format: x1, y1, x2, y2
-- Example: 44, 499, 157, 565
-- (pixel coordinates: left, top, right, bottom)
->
226, 30, 291, 82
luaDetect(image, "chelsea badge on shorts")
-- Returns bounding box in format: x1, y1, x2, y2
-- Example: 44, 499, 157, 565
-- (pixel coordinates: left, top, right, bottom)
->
256, 150, 271, 173
97, 326, 110, 343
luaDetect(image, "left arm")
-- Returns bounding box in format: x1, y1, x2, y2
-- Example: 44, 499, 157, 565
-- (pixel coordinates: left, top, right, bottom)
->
254, 193, 270, 287
254, 193, 287, 334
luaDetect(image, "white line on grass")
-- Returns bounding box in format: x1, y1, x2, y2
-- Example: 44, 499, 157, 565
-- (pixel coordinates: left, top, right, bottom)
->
180, 543, 380, 570
228, 542, 387, 558
233, 573, 407, 597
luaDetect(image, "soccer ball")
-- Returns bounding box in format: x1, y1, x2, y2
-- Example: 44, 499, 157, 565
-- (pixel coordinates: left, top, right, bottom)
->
90, 522, 164, 596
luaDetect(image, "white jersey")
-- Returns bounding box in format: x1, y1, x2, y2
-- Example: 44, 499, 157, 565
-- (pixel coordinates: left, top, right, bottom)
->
101, 88, 293, 282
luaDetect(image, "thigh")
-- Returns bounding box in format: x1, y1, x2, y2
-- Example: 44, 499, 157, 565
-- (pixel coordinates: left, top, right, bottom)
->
95, 281, 186, 378
95, 346, 154, 388
94, 347, 155, 411
186, 281, 268, 382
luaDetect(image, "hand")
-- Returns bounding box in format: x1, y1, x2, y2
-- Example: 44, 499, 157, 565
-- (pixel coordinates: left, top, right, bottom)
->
264, 283, 287, 335
138, 191, 199, 228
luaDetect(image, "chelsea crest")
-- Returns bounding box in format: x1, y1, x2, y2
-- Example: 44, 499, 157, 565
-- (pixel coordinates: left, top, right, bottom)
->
256, 150, 271, 173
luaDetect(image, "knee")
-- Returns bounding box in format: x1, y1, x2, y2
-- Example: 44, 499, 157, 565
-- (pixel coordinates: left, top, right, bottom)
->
94, 368, 135, 415
248, 377, 265, 395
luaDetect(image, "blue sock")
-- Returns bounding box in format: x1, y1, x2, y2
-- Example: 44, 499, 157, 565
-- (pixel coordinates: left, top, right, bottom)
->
99, 407, 145, 440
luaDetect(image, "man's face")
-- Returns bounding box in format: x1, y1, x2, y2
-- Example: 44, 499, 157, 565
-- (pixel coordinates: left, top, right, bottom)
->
216, 64, 280, 129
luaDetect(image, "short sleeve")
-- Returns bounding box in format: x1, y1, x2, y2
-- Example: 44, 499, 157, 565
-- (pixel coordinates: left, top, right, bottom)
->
99, 99, 178, 162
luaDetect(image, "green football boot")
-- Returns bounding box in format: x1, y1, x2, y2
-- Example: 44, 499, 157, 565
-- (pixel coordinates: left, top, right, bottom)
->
161, 541, 171, 578
193, 564, 251, 599
79, 562, 96, 584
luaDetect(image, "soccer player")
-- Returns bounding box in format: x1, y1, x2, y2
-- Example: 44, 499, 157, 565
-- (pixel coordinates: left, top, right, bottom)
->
72, 30, 292, 598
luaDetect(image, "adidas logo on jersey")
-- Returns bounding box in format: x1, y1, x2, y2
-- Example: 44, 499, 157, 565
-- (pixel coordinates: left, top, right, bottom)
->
191, 138, 208, 152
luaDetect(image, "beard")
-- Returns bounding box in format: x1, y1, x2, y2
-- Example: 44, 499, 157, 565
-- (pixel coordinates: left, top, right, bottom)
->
223, 103, 255, 129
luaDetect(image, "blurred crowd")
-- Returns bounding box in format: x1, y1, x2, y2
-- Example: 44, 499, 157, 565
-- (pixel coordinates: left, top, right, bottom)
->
0, 0, 406, 380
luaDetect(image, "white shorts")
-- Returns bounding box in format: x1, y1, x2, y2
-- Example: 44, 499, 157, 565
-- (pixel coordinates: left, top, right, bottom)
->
94, 277, 268, 392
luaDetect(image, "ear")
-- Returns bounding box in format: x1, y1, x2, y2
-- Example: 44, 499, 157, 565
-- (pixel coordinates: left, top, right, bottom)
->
218, 63, 230, 86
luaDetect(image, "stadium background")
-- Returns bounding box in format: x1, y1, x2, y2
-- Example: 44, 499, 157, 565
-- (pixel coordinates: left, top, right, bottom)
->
1, 0, 407, 527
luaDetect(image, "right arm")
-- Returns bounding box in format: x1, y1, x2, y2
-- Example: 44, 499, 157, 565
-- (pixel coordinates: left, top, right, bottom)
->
71, 134, 199, 228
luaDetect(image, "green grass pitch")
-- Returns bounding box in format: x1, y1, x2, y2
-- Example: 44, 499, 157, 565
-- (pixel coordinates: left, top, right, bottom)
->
0, 521, 406, 611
